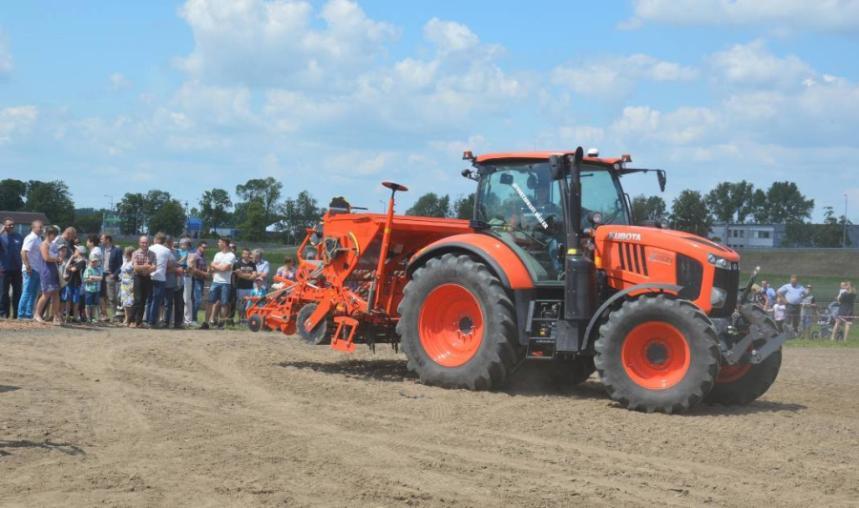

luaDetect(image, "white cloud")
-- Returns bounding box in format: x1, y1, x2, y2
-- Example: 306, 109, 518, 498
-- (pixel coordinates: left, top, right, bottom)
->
109, 72, 132, 91
0, 31, 11, 76
624, 0, 859, 34
423, 18, 480, 55
177, 0, 397, 87
552, 54, 697, 98
0, 106, 38, 143
711, 40, 813, 89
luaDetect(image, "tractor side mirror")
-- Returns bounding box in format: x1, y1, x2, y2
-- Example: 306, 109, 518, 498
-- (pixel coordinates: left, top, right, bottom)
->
549, 155, 567, 180
499, 173, 514, 185
657, 170, 667, 192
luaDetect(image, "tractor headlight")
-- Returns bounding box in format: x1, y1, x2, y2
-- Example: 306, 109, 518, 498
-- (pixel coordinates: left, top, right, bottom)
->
711, 287, 728, 308
707, 253, 730, 269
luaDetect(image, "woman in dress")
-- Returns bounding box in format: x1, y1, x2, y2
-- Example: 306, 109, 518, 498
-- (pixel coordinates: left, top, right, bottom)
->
35, 226, 63, 324
832, 281, 856, 341
119, 246, 136, 326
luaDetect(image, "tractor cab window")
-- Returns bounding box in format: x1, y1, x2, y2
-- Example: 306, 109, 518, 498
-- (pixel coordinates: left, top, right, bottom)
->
578, 166, 629, 226
476, 162, 565, 281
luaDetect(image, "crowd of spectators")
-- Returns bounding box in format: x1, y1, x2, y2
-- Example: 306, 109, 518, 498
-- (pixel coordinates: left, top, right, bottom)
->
755, 275, 855, 340
0, 217, 298, 328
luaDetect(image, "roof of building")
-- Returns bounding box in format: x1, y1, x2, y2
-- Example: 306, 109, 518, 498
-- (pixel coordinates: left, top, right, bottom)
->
0, 210, 50, 224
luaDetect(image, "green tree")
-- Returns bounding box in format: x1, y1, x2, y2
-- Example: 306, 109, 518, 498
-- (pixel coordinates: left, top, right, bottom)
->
116, 192, 147, 235
240, 199, 267, 241
73, 208, 107, 234
142, 190, 172, 223
236, 177, 282, 225
764, 181, 814, 224
670, 190, 712, 237
406, 193, 450, 218
750, 189, 769, 223
280, 190, 322, 243
453, 193, 475, 220
630, 195, 667, 225
199, 188, 233, 233
706, 181, 755, 223
148, 199, 187, 236
24, 180, 75, 226
0, 178, 26, 211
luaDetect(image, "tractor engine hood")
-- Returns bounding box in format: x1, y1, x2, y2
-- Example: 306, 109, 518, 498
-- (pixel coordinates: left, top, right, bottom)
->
592, 225, 740, 315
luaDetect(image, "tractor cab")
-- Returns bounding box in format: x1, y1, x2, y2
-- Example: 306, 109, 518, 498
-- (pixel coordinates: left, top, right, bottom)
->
470, 152, 631, 282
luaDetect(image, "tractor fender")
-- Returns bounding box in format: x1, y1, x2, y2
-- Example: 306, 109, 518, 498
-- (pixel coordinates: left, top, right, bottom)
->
583, 282, 683, 350
407, 234, 534, 290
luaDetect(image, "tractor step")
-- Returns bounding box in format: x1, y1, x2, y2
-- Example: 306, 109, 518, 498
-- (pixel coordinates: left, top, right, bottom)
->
526, 338, 556, 360
331, 316, 359, 353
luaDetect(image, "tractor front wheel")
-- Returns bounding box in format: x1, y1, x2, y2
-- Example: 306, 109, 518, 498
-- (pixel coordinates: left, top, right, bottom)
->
397, 253, 519, 390
595, 296, 720, 413
707, 305, 782, 405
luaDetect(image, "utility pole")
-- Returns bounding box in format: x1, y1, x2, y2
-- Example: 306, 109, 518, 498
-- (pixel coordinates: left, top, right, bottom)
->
843, 193, 849, 248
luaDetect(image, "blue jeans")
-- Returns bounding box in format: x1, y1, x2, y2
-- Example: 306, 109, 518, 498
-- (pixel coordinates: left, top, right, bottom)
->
18, 270, 40, 319
193, 279, 204, 318
147, 280, 166, 325
236, 288, 253, 322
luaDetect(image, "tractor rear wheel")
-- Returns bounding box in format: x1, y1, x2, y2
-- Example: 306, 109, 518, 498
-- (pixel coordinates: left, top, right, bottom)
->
297, 303, 330, 345
595, 296, 719, 413
397, 253, 519, 390
548, 356, 595, 387
707, 305, 782, 405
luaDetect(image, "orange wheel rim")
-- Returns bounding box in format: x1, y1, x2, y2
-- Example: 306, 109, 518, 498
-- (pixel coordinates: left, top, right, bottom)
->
418, 284, 485, 368
621, 322, 690, 390
716, 363, 751, 383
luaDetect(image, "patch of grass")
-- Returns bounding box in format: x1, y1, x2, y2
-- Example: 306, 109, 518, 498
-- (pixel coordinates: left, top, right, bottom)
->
785, 338, 859, 348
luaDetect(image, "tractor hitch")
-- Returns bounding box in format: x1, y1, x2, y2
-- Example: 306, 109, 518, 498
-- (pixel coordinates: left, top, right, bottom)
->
719, 303, 786, 366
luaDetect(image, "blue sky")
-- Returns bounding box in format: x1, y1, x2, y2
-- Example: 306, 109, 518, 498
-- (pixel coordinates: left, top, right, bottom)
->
1, 0, 858, 221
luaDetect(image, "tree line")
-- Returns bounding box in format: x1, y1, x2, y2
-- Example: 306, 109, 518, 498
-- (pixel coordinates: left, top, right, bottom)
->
0, 176, 848, 247
404, 180, 850, 247
117, 177, 324, 241
0, 177, 323, 242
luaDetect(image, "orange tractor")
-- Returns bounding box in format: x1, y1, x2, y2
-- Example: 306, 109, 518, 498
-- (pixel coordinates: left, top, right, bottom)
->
248, 147, 785, 413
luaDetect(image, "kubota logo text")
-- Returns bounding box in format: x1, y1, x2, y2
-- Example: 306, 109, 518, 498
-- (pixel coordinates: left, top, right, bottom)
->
608, 232, 642, 241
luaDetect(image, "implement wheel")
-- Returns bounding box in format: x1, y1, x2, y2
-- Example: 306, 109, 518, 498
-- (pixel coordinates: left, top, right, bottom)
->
595, 296, 719, 413
397, 253, 519, 390
707, 305, 782, 405
297, 303, 330, 345
248, 314, 263, 332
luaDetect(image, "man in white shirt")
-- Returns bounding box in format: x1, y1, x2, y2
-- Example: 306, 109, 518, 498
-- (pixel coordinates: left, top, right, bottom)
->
203, 237, 236, 329
18, 220, 44, 319
147, 232, 172, 327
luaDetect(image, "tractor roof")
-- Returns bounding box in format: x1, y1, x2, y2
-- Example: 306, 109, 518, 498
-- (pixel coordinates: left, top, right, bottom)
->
475, 151, 622, 166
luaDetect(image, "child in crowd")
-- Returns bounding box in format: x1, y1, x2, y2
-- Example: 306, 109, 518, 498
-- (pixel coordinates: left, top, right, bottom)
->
773, 295, 787, 333
83, 257, 103, 322
63, 246, 87, 323
56, 244, 69, 318
251, 278, 266, 298
119, 246, 135, 326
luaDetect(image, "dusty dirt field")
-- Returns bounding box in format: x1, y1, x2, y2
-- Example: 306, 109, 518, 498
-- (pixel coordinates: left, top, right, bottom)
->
1, 323, 858, 507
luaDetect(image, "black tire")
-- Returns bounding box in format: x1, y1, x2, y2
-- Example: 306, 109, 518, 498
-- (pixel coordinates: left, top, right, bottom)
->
396, 253, 520, 390
595, 295, 720, 413
707, 305, 782, 405
297, 303, 330, 345
248, 314, 263, 332
547, 356, 596, 387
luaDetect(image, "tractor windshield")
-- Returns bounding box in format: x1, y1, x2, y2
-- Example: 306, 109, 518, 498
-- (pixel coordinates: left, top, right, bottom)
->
476, 161, 628, 282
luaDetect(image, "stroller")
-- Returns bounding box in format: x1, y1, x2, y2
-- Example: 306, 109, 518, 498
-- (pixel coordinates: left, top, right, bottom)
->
807, 301, 841, 340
